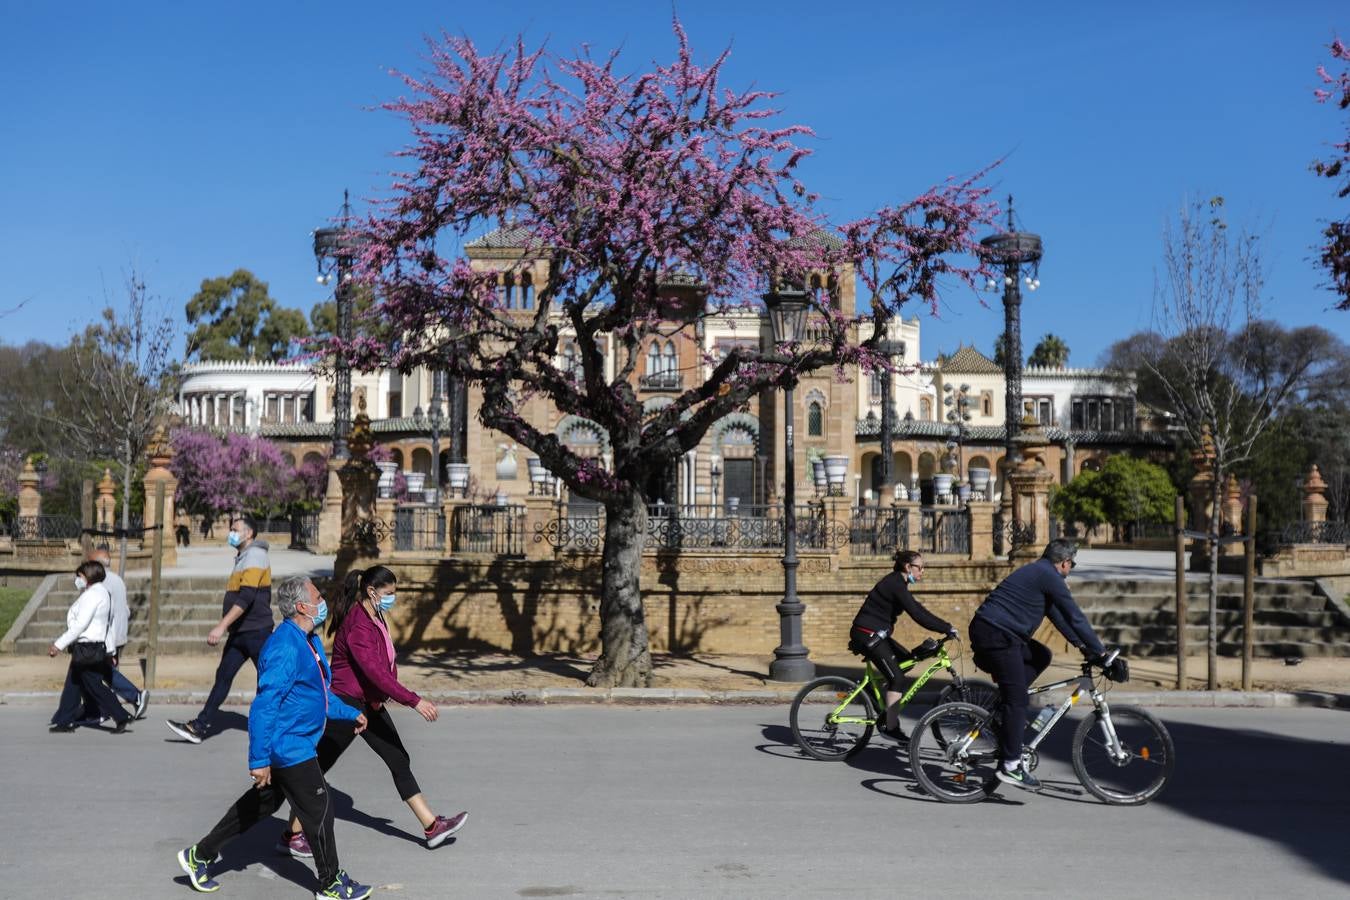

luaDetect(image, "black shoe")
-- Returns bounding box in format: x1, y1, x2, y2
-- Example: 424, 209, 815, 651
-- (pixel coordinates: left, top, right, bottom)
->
878, 723, 909, 745
112, 719, 131, 734
49, 722, 76, 733
166, 719, 205, 744
996, 764, 1042, 792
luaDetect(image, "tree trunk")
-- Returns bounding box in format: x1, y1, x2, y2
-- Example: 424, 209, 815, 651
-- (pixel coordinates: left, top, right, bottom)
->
118, 444, 132, 577
586, 489, 653, 688
1207, 474, 1221, 690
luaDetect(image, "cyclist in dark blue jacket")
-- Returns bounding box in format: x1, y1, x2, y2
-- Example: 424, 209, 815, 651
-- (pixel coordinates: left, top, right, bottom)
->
969, 539, 1106, 792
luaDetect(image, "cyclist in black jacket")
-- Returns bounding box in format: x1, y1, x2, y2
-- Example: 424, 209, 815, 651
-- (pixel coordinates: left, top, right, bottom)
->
850, 550, 957, 742
969, 538, 1108, 792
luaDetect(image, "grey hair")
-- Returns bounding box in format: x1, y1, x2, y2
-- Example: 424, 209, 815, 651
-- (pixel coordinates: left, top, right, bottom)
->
275, 575, 313, 619
1041, 538, 1078, 564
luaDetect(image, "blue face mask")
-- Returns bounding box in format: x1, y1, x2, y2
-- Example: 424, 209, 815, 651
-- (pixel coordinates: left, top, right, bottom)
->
904, 572, 917, 585
310, 599, 328, 627
226, 531, 243, 548
377, 592, 396, 612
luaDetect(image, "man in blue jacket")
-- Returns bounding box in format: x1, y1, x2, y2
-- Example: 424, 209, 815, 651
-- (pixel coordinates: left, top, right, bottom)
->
176, 576, 375, 900
969, 539, 1112, 792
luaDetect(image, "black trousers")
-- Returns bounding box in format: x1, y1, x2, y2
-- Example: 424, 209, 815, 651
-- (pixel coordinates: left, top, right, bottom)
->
52, 654, 130, 727
197, 757, 340, 887
849, 627, 912, 694
968, 617, 1052, 763
195, 628, 268, 731
316, 694, 421, 801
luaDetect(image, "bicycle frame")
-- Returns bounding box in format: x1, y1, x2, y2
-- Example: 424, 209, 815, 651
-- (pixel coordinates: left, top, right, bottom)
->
828, 645, 957, 727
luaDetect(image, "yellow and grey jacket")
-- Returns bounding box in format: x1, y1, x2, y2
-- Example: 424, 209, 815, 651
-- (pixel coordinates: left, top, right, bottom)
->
224, 539, 273, 634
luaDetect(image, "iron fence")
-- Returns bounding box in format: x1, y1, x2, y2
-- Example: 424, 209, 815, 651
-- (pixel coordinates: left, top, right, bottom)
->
849, 506, 909, 556
9, 514, 83, 541
453, 504, 526, 556
921, 508, 970, 555
1280, 520, 1350, 545
394, 504, 446, 552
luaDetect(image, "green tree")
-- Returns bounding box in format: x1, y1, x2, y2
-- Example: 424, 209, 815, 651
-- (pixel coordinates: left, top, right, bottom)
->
992, 333, 1007, 368
1027, 333, 1069, 368
1094, 455, 1176, 527
185, 269, 309, 362
1050, 471, 1108, 531
308, 283, 377, 338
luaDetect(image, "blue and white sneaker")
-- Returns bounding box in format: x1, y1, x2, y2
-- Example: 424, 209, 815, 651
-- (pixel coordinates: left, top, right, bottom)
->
315, 870, 372, 899
177, 845, 221, 893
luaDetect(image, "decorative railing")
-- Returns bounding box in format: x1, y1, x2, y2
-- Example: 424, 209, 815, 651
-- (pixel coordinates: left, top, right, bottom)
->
453, 504, 526, 556
850, 506, 909, 556
638, 371, 684, 391
9, 515, 83, 541
394, 504, 446, 553
993, 512, 1035, 557
1280, 521, 1350, 545
921, 508, 971, 555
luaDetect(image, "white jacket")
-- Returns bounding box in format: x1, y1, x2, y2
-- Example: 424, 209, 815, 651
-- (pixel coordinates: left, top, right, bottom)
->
105, 570, 130, 648
54, 583, 116, 653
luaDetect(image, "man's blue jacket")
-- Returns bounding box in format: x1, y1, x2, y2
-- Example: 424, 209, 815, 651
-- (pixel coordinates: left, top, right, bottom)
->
248, 619, 361, 770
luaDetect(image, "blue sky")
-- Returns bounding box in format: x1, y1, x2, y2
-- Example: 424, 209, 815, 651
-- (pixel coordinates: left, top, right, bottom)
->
2, 1, 1346, 365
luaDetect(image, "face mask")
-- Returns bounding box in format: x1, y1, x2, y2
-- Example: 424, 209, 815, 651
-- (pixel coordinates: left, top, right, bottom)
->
904, 572, 917, 585
377, 593, 396, 612
309, 599, 328, 627
227, 531, 243, 548
74, 576, 88, 591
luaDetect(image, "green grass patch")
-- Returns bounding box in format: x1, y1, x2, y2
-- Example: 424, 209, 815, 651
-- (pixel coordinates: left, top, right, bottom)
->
0, 587, 31, 641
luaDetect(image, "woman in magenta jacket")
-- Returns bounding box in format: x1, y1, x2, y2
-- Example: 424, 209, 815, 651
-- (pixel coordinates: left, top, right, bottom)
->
279, 565, 468, 856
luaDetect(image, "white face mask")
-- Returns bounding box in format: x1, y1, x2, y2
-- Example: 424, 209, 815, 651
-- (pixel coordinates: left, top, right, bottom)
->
74, 576, 88, 591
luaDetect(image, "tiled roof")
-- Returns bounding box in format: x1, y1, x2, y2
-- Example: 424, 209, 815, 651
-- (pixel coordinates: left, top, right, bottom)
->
256, 418, 450, 439
854, 416, 1174, 447
785, 229, 845, 250
938, 345, 1002, 374
465, 225, 537, 249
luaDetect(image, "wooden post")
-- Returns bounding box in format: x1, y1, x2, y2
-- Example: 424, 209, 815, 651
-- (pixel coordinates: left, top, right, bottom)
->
146, 481, 165, 690
1241, 495, 1257, 691
80, 479, 94, 558
1174, 495, 1187, 690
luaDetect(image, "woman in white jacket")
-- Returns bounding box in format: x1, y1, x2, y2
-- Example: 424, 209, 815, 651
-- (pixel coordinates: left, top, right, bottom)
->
48, 560, 131, 733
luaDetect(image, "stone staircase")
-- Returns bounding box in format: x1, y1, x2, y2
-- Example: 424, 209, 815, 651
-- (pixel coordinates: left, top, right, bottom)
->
8, 576, 280, 656
1074, 578, 1350, 658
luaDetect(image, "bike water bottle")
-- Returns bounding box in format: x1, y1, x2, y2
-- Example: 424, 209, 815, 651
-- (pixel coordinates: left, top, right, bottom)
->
1029, 706, 1055, 733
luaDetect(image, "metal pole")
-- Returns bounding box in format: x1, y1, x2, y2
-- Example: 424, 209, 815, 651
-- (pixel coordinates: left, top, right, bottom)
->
80, 479, 94, 558
1002, 261, 1023, 486
1241, 495, 1257, 691
146, 481, 165, 690
1174, 494, 1187, 690
769, 379, 813, 681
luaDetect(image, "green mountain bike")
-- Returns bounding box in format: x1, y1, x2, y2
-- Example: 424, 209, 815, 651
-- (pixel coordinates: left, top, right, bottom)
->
789, 635, 998, 761
907, 649, 1175, 805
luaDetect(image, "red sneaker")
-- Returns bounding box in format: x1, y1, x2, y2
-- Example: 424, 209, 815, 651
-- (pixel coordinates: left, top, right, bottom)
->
276, 830, 313, 858
424, 811, 468, 848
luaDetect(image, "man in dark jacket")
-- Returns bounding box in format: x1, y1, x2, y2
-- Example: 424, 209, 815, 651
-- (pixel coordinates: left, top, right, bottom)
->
168, 515, 274, 744
175, 576, 373, 899
969, 539, 1107, 792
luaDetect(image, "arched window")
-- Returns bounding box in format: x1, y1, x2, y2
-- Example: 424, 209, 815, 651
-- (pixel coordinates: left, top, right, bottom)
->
562, 342, 579, 378
807, 401, 823, 436
495, 273, 510, 308
662, 340, 677, 374
809, 273, 824, 306
519, 272, 534, 309
646, 342, 661, 376
981, 391, 993, 417
920, 396, 933, 420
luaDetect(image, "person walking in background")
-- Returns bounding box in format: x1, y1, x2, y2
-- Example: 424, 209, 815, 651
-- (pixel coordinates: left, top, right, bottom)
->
48, 560, 132, 734
278, 565, 467, 859
167, 516, 273, 744
91, 545, 149, 720
175, 576, 373, 898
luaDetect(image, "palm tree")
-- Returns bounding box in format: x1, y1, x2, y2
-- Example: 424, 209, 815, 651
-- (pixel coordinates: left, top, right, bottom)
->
1028, 333, 1070, 368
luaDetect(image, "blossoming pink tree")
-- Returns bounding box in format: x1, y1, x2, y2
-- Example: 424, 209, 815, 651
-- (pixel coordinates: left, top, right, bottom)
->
1315, 38, 1350, 310
172, 430, 314, 527
338, 24, 996, 686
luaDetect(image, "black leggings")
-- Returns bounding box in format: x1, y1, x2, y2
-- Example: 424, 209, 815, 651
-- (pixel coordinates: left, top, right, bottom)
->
318, 694, 422, 801
52, 656, 130, 727
968, 617, 1053, 763
197, 757, 341, 886
850, 627, 912, 694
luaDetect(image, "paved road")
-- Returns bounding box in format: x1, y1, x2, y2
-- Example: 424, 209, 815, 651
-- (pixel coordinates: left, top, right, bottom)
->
3, 704, 1345, 898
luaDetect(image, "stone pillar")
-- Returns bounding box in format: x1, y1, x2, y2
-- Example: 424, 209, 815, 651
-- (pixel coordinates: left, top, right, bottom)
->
1188, 425, 1216, 572
967, 500, 995, 560
335, 401, 381, 573
1303, 465, 1328, 524
524, 494, 556, 561
897, 498, 922, 554
142, 429, 179, 567
17, 459, 42, 519
1008, 417, 1054, 561
316, 457, 345, 554
95, 469, 117, 534
444, 495, 471, 554
373, 496, 397, 557
1219, 474, 1244, 558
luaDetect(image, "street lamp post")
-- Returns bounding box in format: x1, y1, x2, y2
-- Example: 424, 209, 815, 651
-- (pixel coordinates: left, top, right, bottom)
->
313, 190, 359, 460
980, 196, 1042, 535
764, 281, 813, 682
709, 454, 722, 511
413, 372, 447, 504
943, 381, 973, 480
876, 338, 903, 501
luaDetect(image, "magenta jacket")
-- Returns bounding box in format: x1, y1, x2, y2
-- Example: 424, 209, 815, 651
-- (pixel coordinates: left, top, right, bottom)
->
329, 604, 420, 708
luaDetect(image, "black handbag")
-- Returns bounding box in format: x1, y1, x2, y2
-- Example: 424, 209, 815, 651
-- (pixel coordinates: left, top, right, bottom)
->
70, 640, 107, 666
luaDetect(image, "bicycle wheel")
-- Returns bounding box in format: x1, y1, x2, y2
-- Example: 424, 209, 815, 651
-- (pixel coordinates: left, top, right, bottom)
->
1071, 705, 1175, 805
789, 676, 875, 761
908, 702, 1001, 803
937, 678, 1000, 712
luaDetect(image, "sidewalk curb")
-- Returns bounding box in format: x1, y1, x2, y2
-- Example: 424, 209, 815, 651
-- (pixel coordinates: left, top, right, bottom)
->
2, 687, 1347, 709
